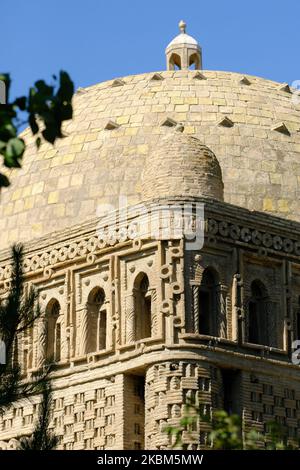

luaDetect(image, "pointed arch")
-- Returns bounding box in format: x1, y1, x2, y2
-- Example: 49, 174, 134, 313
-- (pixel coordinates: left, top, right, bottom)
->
189, 53, 200, 70
296, 296, 300, 343
198, 267, 220, 336
247, 280, 270, 346
168, 53, 181, 70
134, 272, 152, 340
86, 287, 106, 353
45, 298, 61, 362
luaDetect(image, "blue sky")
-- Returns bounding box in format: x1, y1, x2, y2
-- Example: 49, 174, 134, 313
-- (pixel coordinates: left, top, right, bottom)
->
2, 0, 300, 98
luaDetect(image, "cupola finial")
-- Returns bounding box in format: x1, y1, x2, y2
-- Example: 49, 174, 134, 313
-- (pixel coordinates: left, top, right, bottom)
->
179, 20, 186, 34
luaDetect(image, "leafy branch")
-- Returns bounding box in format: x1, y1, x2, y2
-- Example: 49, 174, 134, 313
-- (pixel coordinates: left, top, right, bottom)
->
165, 402, 300, 450
0, 71, 74, 188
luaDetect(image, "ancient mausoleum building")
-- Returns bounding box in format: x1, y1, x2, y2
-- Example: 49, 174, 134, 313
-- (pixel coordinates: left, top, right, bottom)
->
0, 22, 300, 450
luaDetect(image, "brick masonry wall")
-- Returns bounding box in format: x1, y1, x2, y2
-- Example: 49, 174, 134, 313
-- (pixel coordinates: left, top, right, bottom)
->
1, 70, 300, 248
0, 373, 124, 450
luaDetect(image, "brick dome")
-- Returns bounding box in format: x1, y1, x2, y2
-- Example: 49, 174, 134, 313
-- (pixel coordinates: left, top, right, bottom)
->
0, 70, 300, 250
141, 127, 224, 201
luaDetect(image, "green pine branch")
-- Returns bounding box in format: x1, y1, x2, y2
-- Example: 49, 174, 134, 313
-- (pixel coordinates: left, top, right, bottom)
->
19, 380, 59, 450
0, 244, 57, 450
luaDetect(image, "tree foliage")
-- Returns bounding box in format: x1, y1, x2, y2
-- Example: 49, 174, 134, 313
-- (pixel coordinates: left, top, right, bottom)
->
0, 69, 74, 448
209, 410, 245, 449
0, 245, 58, 450
19, 380, 59, 451
0, 244, 44, 413
165, 403, 300, 450
0, 71, 74, 188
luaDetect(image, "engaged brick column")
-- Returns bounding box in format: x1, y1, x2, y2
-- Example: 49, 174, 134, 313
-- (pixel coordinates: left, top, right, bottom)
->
145, 361, 214, 450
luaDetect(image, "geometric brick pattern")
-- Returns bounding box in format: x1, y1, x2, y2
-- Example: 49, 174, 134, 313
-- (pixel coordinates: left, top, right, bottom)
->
1, 70, 300, 249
